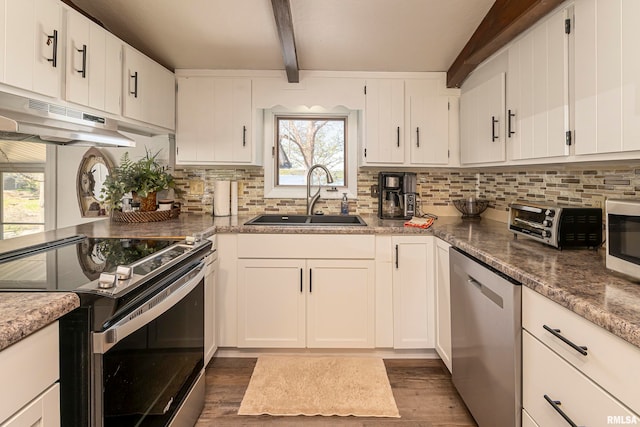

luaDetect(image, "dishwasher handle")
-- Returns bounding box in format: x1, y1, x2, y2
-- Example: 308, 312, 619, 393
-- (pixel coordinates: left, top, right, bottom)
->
467, 276, 504, 309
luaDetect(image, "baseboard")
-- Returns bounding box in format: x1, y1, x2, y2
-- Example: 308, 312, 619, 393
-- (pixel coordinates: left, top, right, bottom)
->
213, 347, 440, 359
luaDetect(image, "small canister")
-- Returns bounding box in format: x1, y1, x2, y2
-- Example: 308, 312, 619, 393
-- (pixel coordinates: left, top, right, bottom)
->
158, 199, 174, 211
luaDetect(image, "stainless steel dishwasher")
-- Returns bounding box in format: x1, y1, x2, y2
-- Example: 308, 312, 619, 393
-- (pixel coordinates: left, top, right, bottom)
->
450, 247, 522, 427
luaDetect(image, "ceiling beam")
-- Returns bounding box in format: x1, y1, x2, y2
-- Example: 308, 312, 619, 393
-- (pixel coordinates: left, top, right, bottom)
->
447, 0, 565, 88
271, 0, 299, 83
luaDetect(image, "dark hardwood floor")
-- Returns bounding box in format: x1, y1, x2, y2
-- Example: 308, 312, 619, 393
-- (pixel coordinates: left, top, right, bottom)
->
195, 357, 477, 426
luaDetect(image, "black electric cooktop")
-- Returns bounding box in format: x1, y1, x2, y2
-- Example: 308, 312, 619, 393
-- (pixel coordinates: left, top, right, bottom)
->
0, 236, 180, 294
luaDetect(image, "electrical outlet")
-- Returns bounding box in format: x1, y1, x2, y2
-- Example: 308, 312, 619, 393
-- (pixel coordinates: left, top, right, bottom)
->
593, 195, 605, 209
190, 179, 204, 195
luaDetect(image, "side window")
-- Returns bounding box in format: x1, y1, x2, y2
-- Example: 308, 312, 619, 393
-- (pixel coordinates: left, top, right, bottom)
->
1, 171, 45, 239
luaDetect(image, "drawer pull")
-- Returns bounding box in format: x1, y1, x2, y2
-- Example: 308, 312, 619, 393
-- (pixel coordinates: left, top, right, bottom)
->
543, 325, 588, 356
543, 394, 581, 427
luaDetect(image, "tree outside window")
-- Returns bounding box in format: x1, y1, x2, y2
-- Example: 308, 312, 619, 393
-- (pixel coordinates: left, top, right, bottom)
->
276, 117, 346, 186
1, 172, 45, 239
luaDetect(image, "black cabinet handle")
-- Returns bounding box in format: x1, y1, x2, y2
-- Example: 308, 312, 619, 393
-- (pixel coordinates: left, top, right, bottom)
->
130, 71, 138, 98
397, 126, 400, 147
543, 325, 588, 356
77, 44, 87, 78
309, 269, 312, 293
300, 268, 303, 293
47, 29, 58, 68
491, 116, 499, 141
242, 125, 247, 147
508, 109, 515, 137
416, 127, 420, 147
543, 395, 580, 427
395, 244, 399, 269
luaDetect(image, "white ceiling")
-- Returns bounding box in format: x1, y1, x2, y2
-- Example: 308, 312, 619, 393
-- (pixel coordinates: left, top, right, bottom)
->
68, 0, 494, 73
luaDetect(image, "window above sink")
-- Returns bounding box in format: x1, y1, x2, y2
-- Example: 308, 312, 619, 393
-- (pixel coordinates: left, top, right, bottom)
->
263, 106, 359, 201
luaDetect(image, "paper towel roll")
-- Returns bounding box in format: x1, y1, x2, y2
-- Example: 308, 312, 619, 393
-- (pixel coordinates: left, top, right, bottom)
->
230, 181, 238, 215
213, 180, 230, 216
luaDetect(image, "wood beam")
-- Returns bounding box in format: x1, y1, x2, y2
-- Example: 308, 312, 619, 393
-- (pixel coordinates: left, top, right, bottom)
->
271, 0, 299, 83
447, 0, 566, 88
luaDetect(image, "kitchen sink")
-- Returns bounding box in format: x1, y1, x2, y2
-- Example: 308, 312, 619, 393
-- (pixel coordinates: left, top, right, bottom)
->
244, 214, 367, 226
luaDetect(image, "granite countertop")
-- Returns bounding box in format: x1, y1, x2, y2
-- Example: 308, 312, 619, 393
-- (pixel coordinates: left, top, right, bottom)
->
0, 293, 79, 351
3, 212, 640, 352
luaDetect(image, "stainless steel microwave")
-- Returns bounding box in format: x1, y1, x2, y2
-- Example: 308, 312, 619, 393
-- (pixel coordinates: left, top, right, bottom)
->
606, 199, 640, 280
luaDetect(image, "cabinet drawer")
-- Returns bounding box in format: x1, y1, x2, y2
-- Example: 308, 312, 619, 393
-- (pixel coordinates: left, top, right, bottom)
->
1, 383, 59, 427
237, 234, 375, 259
0, 323, 59, 423
522, 409, 540, 427
523, 287, 640, 413
523, 331, 637, 426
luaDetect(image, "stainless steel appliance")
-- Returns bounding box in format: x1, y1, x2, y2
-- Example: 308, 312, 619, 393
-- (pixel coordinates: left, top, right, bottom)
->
450, 248, 522, 427
378, 172, 417, 219
0, 91, 134, 147
0, 235, 212, 427
508, 201, 602, 249
606, 199, 640, 280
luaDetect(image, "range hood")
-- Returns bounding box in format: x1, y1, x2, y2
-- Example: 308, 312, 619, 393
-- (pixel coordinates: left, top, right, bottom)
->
0, 92, 135, 147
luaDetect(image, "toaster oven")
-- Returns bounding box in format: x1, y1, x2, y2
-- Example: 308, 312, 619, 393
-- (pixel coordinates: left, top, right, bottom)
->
508, 202, 602, 249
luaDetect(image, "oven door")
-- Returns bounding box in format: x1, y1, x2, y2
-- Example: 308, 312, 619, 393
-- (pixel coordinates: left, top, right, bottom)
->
92, 263, 205, 427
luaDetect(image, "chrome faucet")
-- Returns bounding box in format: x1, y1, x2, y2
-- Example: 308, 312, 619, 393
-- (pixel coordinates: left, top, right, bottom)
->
306, 164, 334, 215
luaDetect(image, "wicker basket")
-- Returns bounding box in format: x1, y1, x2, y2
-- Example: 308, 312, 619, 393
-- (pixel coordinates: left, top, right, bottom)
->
111, 205, 181, 223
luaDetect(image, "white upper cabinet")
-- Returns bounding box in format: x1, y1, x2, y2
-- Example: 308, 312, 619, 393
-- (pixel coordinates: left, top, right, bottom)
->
176, 76, 255, 165
574, 0, 640, 155
65, 8, 121, 115
4, 0, 62, 98
363, 76, 451, 167
507, 6, 570, 160
460, 72, 506, 164
363, 79, 405, 164
122, 45, 175, 130
406, 79, 450, 165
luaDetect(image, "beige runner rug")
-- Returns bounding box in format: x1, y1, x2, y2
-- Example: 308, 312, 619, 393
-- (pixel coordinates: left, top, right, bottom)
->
237, 356, 400, 418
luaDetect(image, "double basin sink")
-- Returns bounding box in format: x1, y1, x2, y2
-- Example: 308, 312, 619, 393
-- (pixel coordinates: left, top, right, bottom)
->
245, 214, 367, 226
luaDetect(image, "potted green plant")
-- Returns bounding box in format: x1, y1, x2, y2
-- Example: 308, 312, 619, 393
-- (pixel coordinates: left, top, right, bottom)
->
102, 149, 177, 212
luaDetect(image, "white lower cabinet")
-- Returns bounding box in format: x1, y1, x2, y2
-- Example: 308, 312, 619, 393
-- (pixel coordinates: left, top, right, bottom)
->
204, 241, 218, 366
522, 409, 540, 427
0, 323, 59, 426
237, 258, 375, 348
523, 331, 637, 426
392, 236, 433, 349
434, 238, 452, 371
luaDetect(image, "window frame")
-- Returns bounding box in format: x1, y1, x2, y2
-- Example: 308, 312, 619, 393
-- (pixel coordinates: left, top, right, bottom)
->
263, 106, 359, 200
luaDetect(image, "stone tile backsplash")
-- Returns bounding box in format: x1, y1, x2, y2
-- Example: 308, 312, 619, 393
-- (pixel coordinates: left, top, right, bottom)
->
172, 163, 640, 216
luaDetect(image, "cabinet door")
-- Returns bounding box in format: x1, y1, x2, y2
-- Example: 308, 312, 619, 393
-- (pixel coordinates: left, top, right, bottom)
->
102, 32, 122, 115
237, 259, 306, 348
406, 79, 449, 165
0, 383, 59, 427
4, 0, 61, 98
460, 73, 506, 164
148, 63, 176, 130
122, 45, 148, 123
212, 79, 252, 163
65, 9, 90, 106
364, 79, 405, 164
392, 236, 433, 349
204, 255, 218, 366
434, 238, 452, 372
306, 260, 375, 348
176, 76, 215, 162
621, 0, 640, 152
574, 0, 623, 155
507, 7, 569, 160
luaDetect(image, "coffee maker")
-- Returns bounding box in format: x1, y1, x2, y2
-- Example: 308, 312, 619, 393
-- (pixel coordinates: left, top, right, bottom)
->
378, 172, 417, 219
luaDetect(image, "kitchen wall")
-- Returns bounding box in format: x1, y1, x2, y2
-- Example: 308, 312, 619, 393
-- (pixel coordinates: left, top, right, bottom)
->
55, 133, 171, 228
172, 168, 477, 216
173, 162, 640, 218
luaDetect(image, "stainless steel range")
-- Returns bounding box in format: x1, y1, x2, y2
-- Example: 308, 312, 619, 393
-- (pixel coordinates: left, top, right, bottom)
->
0, 235, 212, 427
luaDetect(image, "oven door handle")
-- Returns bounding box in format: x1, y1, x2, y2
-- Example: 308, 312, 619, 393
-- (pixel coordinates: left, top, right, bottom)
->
92, 261, 205, 354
